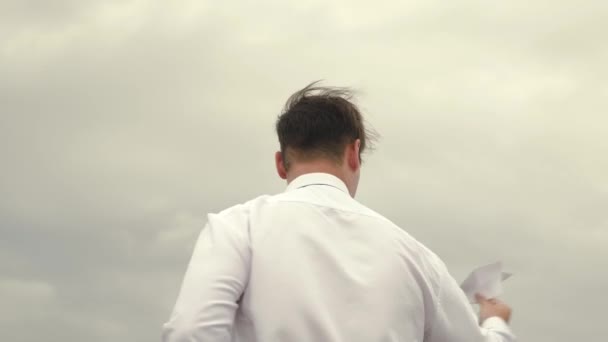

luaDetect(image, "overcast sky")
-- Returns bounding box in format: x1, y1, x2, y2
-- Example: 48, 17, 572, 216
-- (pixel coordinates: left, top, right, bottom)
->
1, 1, 607, 341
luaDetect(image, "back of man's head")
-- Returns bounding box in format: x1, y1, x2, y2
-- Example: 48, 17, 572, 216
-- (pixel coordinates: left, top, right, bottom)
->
276, 81, 375, 171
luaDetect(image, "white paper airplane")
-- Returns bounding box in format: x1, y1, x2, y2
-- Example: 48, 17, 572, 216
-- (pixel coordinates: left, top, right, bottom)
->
460, 261, 512, 304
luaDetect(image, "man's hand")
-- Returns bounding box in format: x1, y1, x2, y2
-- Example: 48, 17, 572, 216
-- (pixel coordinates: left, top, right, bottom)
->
476, 293, 512, 323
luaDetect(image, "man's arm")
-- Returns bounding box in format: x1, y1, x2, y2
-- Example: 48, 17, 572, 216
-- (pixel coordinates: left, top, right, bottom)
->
162, 211, 251, 342
424, 264, 516, 342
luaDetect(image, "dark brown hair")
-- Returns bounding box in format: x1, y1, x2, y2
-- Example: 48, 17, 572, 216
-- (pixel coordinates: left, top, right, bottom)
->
276, 81, 377, 170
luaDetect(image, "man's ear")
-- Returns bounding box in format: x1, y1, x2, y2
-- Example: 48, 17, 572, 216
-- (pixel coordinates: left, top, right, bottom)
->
347, 139, 361, 171
275, 151, 287, 179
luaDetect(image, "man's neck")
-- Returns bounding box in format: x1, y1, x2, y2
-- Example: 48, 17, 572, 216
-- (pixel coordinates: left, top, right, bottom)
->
286, 162, 346, 187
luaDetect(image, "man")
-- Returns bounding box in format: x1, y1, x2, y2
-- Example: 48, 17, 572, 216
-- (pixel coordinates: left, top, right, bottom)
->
162, 83, 516, 342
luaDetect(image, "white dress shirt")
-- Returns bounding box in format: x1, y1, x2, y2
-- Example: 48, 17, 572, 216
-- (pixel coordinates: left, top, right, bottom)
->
162, 173, 516, 342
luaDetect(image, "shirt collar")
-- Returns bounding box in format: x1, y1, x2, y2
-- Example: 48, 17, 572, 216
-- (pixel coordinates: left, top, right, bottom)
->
285, 172, 350, 194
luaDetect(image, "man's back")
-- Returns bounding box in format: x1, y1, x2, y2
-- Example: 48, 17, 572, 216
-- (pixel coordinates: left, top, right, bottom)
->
237, 173, 436, 341
162, 173, 515, 342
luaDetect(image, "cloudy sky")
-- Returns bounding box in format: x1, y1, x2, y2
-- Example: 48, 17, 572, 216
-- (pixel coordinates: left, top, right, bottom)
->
1, 1, 607, 341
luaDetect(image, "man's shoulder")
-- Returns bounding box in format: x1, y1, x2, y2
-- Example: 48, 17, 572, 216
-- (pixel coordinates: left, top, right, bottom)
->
358, 208, 447, 284
203, 195, 274, 235
334, 200, 446, 271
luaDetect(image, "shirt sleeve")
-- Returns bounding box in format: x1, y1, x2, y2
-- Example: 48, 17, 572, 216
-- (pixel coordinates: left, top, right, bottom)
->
162, 210, 251, 342
424, 262, 516, 342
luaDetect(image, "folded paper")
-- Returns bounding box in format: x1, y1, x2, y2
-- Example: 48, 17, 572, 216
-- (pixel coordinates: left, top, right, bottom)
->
460, 262, 512, 304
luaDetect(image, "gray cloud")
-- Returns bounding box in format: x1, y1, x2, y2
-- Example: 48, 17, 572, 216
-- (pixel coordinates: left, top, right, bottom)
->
1, 1, 606, 341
